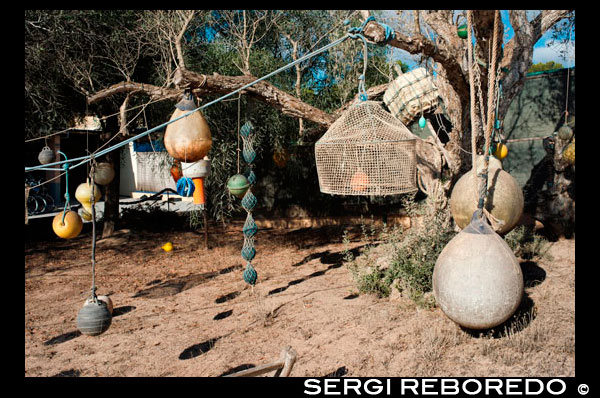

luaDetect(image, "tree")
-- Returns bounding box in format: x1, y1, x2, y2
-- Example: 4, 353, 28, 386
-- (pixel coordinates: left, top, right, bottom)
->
528, 61, 564, 73
26, 10, 575, 236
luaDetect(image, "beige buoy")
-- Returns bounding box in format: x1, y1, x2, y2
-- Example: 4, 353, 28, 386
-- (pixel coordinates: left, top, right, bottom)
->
450, 155, 523, 235
164, 92, 212, 163
93, 162, 115, 186
75, 179, 102, 221
433, 213, 523, 329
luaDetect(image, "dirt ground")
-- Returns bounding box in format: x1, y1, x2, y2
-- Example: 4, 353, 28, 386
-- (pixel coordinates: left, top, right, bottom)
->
25, 216, 575, 378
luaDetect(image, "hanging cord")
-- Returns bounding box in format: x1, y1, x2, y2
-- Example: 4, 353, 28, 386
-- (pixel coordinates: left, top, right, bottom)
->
563, 27, 573, 125
475, 10, 503, 225
59, 151, 71, 224
237, 92, 242, 174
89, 159, 98, 302
466, 10, 479, 169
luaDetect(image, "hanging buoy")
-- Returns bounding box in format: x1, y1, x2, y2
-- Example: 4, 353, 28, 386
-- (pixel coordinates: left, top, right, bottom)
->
457, 24, 468, 39
163, 92, 212, 163
38, 146, 55, 165
182, 157, 211, 205
350, 170, 369, 192
418, 116, 427, 129
75, 180, 102, 221
76, 300, 112, 336
562, 138, 575, 165
93, 162, 115, 186
52, 210, 83, 239
176, 177, 195, 197
558, 125, 573, 141
492, 143, 508, 160
273, 148, 289, 168
450, 156, 523, 235
227, 174, 250, 199
170, 160, 183, 183
433, 212, 523, 329
84, 295, 113, 315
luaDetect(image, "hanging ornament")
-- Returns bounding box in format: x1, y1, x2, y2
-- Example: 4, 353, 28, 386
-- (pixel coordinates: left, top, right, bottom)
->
562, 137, 575, 165
239, 121, 259, 286
457, 24, 468, 39
227, 174, 250, 199
243, 263, 257, 285
557, 125, 574, 141
450, 155, 523, 235
492, 142, 508, 160
77, 299, 112, 336
93, 162, 115, 186
176, 177, 195, 197
433, 212, 523, 329
38, 145, 55, 165
182, 157, 211, 206
75, 179, 102, 221
170, 160, 183, 183
163, 91, 212, 163
52, 210, 83, 239
418, 116, 427, 129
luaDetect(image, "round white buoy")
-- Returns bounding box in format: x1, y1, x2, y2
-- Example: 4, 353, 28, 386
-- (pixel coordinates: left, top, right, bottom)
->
433, 213, 523, 330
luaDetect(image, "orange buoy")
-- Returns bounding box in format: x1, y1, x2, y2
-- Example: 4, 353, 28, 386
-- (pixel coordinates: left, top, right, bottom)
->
350, 171, 369, 192
192, 177, 206, 205
52, 210, 83, 239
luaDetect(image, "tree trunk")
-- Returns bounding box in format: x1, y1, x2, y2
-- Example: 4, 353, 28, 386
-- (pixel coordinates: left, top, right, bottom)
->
101, 149, 121, 239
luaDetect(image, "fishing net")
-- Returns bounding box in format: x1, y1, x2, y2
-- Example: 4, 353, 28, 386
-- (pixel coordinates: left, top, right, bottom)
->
315, 100, 418, 196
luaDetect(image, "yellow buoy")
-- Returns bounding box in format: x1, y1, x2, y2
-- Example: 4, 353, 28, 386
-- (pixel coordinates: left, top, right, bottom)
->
75, 180, 102, 221
493, 143, 508, 160
52, 210, 83, 239
162, 242, 173, 252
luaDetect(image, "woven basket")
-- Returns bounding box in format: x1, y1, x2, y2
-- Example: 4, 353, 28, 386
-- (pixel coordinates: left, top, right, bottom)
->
383, 66, 439, 125
315, 101, 418, 196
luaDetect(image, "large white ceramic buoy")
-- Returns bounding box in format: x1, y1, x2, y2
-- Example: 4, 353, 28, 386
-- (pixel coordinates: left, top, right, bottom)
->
93, 162, 115, 186
450, 155, 523, 235
433, 213, 523, 330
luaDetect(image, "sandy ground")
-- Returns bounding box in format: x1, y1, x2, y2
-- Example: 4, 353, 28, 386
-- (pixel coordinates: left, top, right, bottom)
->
25, 216, 575, 378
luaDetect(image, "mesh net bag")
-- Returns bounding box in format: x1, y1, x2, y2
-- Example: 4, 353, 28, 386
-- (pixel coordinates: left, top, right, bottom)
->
315, 100, 418, 196
383, 67, 439, 125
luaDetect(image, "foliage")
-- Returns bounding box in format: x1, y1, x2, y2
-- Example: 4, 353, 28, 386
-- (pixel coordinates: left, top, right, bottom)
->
528, 61, 565, 74
504, 225, 552, 261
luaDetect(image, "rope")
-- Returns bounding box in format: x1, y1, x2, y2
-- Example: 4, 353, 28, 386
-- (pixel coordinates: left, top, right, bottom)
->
476, 10, 502, 222
25, 31, 355, 176
466, 11, 478, 169
237, 92, 241, 174
89, 159, 98, 302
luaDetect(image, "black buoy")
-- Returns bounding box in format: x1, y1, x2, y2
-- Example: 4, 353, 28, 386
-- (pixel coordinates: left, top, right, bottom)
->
77, 300, 112, 336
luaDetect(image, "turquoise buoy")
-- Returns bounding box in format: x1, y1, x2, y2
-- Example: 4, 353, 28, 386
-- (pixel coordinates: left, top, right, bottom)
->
243, 263, 257, 285
418, 116, 427, 129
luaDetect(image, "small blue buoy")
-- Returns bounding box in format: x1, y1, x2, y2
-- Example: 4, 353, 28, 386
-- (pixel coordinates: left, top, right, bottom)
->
176, 177, 195, 197
419, 116, 427, 129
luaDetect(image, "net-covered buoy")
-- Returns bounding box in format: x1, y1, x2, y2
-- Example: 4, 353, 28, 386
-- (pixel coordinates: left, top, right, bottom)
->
227, 174, 250, 199
450, 156, 523, 235
38, 146, 55, 165
92, 162, 115, 186
76, 300, 112, 336
52, 210, 83, 239
433, 212, 523, 329
75, 180, 102, 221
164, 92, 212, 163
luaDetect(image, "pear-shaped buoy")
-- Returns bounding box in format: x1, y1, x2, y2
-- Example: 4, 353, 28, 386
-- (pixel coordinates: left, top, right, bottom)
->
163, 92, 212, 163
450, 156, 523, 235
75, 179, 102, 221
433, 212, 523, 329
